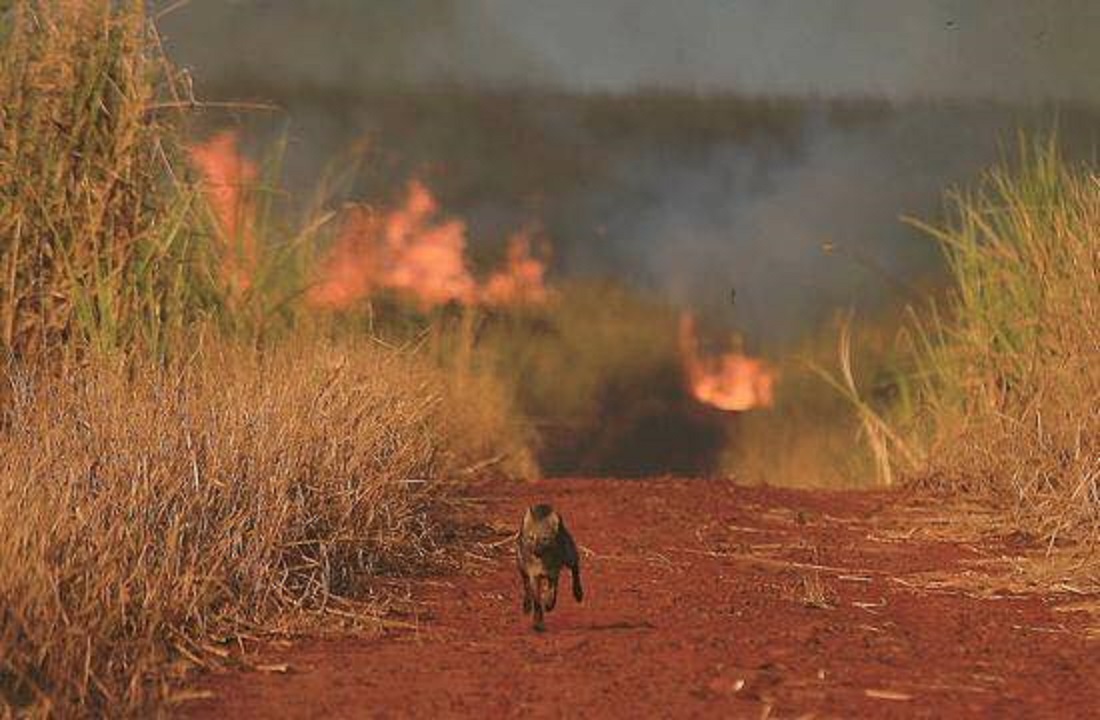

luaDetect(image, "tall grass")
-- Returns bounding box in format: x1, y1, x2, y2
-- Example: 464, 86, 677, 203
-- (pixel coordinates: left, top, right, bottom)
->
188, 129, 335, 344
0, 2, 536, 715
732, 138, 1097, 518
0, 1, 218, 359
901, 139, 1099, 541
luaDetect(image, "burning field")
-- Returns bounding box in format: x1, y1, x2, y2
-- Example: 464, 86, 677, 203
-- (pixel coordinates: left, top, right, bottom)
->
1, 2, 1098, 717
187, 127, 783, 477
191, 131, 552, 311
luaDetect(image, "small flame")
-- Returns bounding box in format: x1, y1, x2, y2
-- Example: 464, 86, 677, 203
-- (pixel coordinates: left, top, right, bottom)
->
306, 206, 381, 308
189, 130, 258, 292
481, 230, 550, 306
678, 312, 776, 412
378, 179, 478, 306
310, 179, 549, 309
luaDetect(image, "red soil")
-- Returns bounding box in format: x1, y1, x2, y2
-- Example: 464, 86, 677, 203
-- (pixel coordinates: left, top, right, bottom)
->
182, 478, 1099, 718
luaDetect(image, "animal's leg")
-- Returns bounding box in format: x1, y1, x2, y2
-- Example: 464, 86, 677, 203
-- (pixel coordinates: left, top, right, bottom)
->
532, 576, 546, 632
547, 574, 559, 611
561, 527, 584, 602
520, 568, 532, 614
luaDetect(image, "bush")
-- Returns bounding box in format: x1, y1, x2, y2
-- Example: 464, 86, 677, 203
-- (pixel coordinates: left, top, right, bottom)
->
470, 282, 729, 476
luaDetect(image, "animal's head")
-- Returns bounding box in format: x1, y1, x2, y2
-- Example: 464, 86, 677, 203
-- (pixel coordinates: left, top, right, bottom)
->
523, 504, 561, 555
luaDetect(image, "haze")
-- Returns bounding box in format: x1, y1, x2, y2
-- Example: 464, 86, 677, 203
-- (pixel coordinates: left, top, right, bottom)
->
160, 1, 1099, 346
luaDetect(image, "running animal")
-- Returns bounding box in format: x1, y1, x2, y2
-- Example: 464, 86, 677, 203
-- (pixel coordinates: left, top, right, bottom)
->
516, 504, 584, 631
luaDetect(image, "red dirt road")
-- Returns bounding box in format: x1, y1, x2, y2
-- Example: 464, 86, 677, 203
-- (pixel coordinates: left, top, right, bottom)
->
184, 478, 1099, 719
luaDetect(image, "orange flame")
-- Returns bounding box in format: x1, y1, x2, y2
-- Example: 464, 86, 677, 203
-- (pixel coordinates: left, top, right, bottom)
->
189, 130, 258, 292
306, 206, 381, 308
377, 180, 478, 305
310, 179, 549, 309
482, 230, 550, 306
678, 312, 776, 412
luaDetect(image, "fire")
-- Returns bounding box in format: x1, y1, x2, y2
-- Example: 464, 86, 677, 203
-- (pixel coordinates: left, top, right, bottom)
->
678, 312, 776, 412
310, 179, 549, 309
188, 129, 550, 310
481, 230, 550, 306
375, 179, 478, 306
189, 130, 258, 292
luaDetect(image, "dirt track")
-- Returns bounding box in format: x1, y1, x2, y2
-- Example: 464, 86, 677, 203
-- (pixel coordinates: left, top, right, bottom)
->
183, 478, 1099, 719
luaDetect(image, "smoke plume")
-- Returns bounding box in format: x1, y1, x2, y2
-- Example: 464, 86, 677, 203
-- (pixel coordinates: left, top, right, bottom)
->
159, 2, 1099, 345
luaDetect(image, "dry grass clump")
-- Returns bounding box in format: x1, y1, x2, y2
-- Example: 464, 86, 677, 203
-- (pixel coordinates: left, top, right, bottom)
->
0, 338, 528, 714
797, 572, 835, 610
902, 140, 1099, 555
0, 1, 213, 359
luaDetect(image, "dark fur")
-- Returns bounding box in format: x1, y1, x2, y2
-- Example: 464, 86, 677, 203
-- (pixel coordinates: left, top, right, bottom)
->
516, 504, 583, 631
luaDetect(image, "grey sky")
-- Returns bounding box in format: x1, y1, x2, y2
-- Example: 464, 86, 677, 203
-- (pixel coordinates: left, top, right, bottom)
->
163, 1, 1099, 104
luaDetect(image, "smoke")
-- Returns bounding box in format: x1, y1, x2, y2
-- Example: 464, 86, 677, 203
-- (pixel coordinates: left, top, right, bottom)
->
158, 3, 1099, 346
466, 1, 1099, 104
584, 106, 1016, 346
162, 1, 1100, 104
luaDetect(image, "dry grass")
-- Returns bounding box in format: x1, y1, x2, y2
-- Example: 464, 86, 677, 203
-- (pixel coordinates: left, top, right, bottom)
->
748, 139, 1097, 587
0, 2, 541, 715
810, 141, 1098, 583
797, 572, 835, 609
0, 1, 216, 359
901, 141, 1099, 554
0, 337, 530, 714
